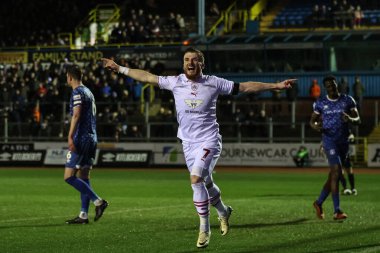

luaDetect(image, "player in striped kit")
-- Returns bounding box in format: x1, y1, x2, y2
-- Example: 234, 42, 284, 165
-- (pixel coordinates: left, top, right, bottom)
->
102, 48, 294, 248
310, 75, 360, 221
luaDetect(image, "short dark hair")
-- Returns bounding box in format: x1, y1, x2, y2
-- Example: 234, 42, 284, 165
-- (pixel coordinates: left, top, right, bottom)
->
323, 75, 337, 86
66, 64, 82, 81
184, 47, 205, 65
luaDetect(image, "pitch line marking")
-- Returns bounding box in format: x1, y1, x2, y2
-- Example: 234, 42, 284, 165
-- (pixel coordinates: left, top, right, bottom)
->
0, 205, 185, 224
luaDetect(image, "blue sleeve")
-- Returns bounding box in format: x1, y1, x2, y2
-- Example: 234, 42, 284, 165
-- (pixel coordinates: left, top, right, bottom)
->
72, 89, 82, 108
313, 100, 322, 114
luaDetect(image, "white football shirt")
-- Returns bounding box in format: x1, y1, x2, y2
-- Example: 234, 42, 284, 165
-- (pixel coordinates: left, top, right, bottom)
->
158, 74, 234, 142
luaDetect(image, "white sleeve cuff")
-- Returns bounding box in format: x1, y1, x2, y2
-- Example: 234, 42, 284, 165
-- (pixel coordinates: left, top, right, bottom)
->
119, 66, 130, 75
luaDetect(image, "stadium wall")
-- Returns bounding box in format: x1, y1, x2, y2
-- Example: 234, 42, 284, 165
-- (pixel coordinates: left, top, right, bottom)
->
1, 142, 378, 168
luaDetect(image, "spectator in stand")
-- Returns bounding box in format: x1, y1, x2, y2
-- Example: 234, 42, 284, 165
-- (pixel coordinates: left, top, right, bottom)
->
110, 23, 122, 43
149, 19, 161, 41
113, 76, 130, 101
310, 4, 320, 29
129, 125, 143, 138
101, 82, 112, 102
137, 9, 146, 27
310, 79, 321, 101
37, 82, 48, 100
257, 109, 268, 138
116, 107, 128, 135
1, 78, 11, 107
353, 5, 364, 28
176, 14, 186, 38
39, 118, 51, 137
352, 76, 364, 111
337, 0, 354, 29
319, 5, 330, 27
234, 107, 246, 124
127, 21, 137, 43
11, 89, 26, 137
176, 14, 185, 30
155, 106, 171, 137
119, 21, 130, 43
136, 25, 149, 42
338, 76, 350, 95
19, 80, 30, 102
167, 12, 178, 32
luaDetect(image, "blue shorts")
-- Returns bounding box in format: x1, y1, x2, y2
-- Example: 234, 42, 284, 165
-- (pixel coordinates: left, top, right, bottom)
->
65, 139, 97, 169
323, 139, 351, 168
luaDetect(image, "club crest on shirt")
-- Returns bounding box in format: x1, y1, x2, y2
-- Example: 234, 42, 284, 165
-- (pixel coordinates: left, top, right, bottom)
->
329, 149, 335, 155
184, 99, 203, 109
191, 83, 199, 91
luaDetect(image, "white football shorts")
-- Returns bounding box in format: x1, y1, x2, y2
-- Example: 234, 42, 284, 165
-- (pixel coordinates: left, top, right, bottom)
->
182, 136, 222, 178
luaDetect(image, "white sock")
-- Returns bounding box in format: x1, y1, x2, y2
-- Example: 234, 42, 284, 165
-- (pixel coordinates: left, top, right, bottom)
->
94, 198, 103, 206
208, 183, 227, 217
79, 211, 88, 219
192, 182, 210, 232
199, 215, 210, 232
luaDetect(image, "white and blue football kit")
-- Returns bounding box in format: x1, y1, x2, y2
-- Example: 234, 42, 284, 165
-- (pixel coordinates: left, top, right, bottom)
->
66, 84, 97, 169
313, 94, 357, 167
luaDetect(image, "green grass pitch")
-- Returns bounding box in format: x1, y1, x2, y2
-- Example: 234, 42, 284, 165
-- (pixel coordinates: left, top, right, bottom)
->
0, 168, 379, 253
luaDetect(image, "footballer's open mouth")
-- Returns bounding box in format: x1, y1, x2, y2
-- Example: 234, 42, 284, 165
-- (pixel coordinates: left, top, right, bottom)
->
187, 65, 195, 72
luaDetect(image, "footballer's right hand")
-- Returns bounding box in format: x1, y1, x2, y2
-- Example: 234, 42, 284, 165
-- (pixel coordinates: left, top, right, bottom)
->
101, 58, 119, 72
68, 137, 76, 152
311, 121, 323, 132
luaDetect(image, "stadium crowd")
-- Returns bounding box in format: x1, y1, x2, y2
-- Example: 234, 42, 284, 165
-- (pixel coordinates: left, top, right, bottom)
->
0, 56, 176, 140
308, 0, 380, 29
0, 0, 252, 47
0, 55, 368, 142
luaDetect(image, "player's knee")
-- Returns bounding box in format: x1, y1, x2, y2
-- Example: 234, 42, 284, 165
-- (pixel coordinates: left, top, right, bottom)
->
190, 175, 203, 184
330, 170, 340, 179
65, 175, 76, 184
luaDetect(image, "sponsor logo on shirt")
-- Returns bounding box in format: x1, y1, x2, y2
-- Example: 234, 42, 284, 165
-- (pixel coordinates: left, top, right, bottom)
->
184, 99, 203, 109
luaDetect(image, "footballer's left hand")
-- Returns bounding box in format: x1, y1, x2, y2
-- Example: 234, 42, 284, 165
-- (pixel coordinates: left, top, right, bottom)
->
101, 58, 120, 72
